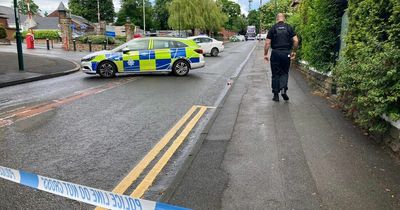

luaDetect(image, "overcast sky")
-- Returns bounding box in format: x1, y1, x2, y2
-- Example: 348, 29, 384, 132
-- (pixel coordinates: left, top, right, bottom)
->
0, 0, 264, 16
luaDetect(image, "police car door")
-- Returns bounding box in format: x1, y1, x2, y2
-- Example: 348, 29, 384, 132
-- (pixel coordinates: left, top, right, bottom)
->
123, 39, 150, 72
153, 39, 174, 71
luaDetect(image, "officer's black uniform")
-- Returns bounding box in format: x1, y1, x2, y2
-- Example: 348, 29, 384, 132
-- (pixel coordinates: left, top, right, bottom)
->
267, 22, 296, 98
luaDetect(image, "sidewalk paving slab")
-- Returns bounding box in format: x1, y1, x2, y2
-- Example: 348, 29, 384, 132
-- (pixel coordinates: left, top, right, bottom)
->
168, 43, 400, 209
0, 52, 80, 88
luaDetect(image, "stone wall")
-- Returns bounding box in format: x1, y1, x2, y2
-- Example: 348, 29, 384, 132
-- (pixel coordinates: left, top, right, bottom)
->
295, 61, 335, 95
383, 116, 400, 155
71, 43, 116, 52
34, 39, 58, 45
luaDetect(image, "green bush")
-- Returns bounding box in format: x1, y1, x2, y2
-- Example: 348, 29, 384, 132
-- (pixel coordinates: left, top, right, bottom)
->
78, 35, 115, 45
334, 0, 400, 133
289, 0, 342, 73
0, 26, 6, 39
16, 30, 59, 39
115, 35, 126, 42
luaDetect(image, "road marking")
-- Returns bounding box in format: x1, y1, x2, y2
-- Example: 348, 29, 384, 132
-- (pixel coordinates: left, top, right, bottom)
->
109, 106, 198, 193
0, 78, 137, 128
95, 105, 202, 210
131, 106, 207, 198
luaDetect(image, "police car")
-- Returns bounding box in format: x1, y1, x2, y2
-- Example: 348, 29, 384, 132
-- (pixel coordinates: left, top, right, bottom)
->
81, 37, 205, 77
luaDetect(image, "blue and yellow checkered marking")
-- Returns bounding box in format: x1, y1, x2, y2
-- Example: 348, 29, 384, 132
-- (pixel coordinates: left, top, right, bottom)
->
123, 60, 140, 71
156, 59, 172, 70
89, 47, 201, 73
170, 48, 186, 58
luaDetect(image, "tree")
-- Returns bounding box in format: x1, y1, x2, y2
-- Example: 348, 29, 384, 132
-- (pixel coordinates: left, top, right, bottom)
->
15, 0, 40, 15
168, 0, 226, 34
43, 11, 48, 17
116, 0, 154, 29
154, 0, 172, 30
259, 0, 292, 29
69, 0, 115, 23
0, 26, 6, 39
217, 0, 245, 32
247, 10, 260, 33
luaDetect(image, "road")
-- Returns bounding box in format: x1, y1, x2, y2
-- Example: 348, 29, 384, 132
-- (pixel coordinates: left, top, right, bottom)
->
0, 41, 256, 209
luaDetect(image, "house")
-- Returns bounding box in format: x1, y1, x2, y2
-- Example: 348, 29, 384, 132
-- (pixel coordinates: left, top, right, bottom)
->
0, 10, 15, 40
0, 2, 94, 35
48, 2, 94, 32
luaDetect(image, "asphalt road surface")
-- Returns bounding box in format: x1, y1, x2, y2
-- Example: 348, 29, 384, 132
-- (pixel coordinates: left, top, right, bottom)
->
0, 41, 256, 209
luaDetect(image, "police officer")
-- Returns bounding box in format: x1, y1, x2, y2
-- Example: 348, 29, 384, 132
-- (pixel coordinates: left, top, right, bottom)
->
264, 13, 299, 102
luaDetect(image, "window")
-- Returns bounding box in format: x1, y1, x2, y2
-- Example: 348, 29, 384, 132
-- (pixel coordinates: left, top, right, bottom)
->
201, 38, 213, 43
126, 40, 149, 51
194, 38, 202, 44
153, 40, 172, 49
153, 40, 188, 49
173, 41, 188, 48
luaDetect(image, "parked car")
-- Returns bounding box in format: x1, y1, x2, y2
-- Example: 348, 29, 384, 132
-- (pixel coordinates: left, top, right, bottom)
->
256, 34, 268, 40
229, 35, 245, 42
229, 35, 240, 42
81, 37, 205, 77
187, 36, 224, 57
237, 35, 246, 41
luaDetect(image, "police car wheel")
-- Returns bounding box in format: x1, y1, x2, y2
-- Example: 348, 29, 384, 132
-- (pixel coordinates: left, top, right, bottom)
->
172, 60, 190, 76
98, 61, 116, 78
211, 48, 219, 57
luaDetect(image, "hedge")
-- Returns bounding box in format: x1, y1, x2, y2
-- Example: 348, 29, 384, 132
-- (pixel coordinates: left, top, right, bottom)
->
287, 0, 343, 73
18, 30, 59, 39
0, 26, 6, 39
334, 0, 400, 133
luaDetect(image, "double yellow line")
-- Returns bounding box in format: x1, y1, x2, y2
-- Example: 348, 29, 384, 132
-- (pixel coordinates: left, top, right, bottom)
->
96, 105, 210, 209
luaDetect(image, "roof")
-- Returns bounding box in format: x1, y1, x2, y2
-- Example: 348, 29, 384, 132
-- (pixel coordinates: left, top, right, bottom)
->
71, 14, 92, 26
0, 6, 14, 26
20, 15, 59, 30
57, 2, 68, 11
0, 12, 8, 19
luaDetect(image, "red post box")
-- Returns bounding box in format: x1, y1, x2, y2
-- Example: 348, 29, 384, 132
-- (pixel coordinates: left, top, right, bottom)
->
26, 33, 35, 49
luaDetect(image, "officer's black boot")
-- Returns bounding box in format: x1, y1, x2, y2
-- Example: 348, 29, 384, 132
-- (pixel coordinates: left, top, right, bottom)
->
272, 93, 279, 102
281, 89, 289, 101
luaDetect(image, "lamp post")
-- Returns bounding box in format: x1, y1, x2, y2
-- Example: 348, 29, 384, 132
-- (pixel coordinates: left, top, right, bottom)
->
97, 0, 100, 23
13, 0, 24, 71
143, 0, 146, 35
259, 0, 262, 34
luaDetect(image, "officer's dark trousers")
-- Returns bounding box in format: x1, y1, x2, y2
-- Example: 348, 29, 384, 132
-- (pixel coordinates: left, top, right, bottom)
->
270, 50, 291, 94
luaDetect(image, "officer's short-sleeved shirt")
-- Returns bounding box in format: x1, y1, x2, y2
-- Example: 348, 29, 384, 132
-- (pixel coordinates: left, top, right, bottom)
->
267, 22, 296, 51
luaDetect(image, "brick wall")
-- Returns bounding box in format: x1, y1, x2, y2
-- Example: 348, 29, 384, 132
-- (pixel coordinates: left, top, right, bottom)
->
219, 28, 237, 42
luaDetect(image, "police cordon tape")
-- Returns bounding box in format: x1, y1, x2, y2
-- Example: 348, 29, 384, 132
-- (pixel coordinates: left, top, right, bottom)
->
0, 165, 189, 210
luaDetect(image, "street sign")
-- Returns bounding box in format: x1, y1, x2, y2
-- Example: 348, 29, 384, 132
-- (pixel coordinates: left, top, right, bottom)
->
105, 25, 116, 37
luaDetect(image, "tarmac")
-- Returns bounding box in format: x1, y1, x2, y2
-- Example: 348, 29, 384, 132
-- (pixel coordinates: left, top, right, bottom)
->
0, 49, 80, 88
168, 43, 400, 209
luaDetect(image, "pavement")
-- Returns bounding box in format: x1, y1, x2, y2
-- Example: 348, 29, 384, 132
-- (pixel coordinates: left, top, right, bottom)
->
0, 52, 80, 88
0, 43, 88, 62
168, 43, 400, 209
